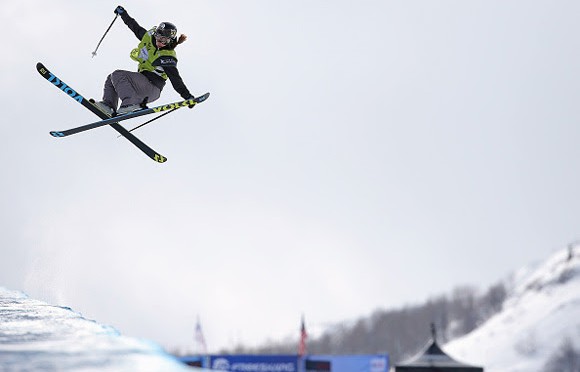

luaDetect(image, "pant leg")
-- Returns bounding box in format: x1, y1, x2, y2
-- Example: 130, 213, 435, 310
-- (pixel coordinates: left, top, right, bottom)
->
109, 70, 161, 107
102, 73, 119, 109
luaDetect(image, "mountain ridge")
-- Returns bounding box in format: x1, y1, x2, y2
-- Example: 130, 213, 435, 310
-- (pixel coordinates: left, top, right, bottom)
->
444, 245, 580, 371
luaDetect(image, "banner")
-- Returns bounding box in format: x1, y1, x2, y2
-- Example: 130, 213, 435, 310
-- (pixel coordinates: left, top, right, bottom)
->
179, 354, 389, 371
304, 355, 388, 372
210, 355, 298, 372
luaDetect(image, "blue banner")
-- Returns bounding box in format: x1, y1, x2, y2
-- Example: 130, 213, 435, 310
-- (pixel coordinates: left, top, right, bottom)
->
210, 355, 298, 372
179, 354, 389, 371
304, 355, 388, 372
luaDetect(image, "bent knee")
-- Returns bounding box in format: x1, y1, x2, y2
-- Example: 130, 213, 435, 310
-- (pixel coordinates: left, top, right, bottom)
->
110, 70, 131, 81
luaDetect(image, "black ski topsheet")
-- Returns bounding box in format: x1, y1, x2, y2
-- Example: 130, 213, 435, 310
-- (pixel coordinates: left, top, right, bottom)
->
51, 92, 210, 138
36, 62, 168, 163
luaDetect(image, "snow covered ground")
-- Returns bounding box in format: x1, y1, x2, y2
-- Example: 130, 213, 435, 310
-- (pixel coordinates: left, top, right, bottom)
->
445, 246, 580, 372
0, 287, 198, 371
2, 246, 578, 371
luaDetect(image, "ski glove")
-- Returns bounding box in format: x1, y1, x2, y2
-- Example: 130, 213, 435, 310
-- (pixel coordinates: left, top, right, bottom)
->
114, 6, 125, 15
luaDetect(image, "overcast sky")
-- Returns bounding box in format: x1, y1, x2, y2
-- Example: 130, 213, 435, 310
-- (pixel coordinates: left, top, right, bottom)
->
1, 0, 580, 353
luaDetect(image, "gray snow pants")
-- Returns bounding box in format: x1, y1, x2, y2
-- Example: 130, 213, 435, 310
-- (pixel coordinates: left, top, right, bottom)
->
102, 70, 161, 109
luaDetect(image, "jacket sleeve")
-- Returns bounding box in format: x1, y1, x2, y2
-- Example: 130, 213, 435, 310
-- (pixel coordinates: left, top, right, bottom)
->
120, 11, 147, 40
164, 65, 193, 99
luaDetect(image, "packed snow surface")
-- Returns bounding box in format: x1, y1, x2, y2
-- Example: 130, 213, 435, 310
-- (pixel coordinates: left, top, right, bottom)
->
0, 287, 196, 371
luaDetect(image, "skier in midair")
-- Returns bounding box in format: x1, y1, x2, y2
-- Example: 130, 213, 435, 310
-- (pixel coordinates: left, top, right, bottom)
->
95, 5, 196, 115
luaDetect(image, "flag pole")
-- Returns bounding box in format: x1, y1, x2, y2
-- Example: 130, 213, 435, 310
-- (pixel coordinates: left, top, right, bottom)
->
298, 314, 308, 372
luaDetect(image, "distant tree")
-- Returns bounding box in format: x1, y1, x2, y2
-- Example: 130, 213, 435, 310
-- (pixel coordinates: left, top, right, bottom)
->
348, 318, 371, 353
425, 295, 450, 342
448, 286, 479, 337
567, 241, 578, 261
479, 282, 507, 318
221, 280, 508, 364
543, 337, 579, 372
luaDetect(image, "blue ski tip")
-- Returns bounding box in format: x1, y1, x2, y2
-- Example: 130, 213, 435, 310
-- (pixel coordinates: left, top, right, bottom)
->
50, 131, 64, 138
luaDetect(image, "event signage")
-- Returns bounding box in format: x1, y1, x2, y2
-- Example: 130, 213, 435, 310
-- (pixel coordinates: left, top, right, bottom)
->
210, 355, 298, 372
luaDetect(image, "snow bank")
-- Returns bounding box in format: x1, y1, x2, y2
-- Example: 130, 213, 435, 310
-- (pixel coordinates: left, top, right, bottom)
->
0, 287, 195, 371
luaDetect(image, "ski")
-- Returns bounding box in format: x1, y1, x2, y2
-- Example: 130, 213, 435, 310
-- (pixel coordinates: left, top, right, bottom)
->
36, 62, 168, 163
50, 93, 209, 138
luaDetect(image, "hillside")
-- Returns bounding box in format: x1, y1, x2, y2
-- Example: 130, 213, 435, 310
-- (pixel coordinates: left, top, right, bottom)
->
444, 245, 580, 371
3, 246, 577, 372
227, 245, 579, 372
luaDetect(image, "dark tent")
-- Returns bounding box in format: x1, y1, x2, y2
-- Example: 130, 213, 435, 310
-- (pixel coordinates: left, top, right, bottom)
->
395, 325, 484, 372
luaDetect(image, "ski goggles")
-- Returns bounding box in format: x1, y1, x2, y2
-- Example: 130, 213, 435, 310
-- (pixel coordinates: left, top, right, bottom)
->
155, 34, 172, 45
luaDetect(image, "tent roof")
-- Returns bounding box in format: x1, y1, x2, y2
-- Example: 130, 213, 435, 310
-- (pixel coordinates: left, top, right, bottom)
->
397, 341, 482, 369
395, 325, 483, 371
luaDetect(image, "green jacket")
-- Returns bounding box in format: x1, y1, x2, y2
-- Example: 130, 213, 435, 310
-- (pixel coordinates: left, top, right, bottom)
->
120, 10, 193, 99
131, 28, 177, 81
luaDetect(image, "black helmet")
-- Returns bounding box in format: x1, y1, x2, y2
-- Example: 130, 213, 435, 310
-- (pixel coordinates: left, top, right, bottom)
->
155, 22, 177, 40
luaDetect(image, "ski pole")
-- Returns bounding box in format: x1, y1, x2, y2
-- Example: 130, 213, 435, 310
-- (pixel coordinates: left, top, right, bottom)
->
117, 108, 179, 137
91, 14, 119, 58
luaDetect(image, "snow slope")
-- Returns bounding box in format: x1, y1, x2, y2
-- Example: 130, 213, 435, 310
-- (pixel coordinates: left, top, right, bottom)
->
444, 246, 580, 372
0, 287, 197, 371
3, 247, 578, 372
